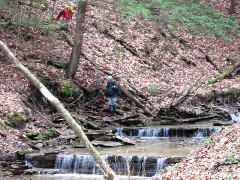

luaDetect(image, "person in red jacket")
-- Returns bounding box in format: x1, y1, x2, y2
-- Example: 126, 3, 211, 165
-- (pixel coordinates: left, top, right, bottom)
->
55, 5, 74, 31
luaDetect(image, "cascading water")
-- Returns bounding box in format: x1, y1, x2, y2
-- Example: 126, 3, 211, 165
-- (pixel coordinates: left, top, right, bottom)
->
25, 154, 34, 168
24, 125, 221, 178
115, 127, 218, 138
230, 113, 240, 123
53, 154, 166, 177
141, 156, 147, 177
55, 154, 74, 170
156, 157, 167, 172
193, 128, 219, 138
137, 156, 144, 176
116, 128, 124, 136
138, 128, 170, 137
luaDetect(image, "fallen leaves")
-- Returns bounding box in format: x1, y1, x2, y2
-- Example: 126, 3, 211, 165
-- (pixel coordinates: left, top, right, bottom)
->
154, 123, 240, 179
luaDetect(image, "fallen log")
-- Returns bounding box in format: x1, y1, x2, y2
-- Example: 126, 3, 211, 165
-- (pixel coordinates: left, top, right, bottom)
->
209, 60, 240, 84
93, 23, 139, 57
205, 55, 222, 73
120, 86, 154, 116
171, 76, 203, 107
198, 48, 222, 74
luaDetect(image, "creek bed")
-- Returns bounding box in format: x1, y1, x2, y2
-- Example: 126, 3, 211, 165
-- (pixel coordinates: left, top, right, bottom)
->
16, 125, 222, 178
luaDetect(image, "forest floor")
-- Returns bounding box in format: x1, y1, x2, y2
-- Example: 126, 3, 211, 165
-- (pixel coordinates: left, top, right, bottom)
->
0, 0, 240, 179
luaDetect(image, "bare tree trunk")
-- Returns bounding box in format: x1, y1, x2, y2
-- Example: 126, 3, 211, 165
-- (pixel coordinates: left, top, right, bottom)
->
228, 0, 236, 15
0, 40, 118, 180
66, 0, 87, 79
28, 0, 33, 18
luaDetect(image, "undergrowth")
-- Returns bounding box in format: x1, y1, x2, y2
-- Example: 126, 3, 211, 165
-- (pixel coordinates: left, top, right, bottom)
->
118, 0, 239, 39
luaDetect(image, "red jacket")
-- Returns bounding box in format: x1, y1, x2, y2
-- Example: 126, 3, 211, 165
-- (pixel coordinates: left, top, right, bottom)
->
55, 9, 72, 21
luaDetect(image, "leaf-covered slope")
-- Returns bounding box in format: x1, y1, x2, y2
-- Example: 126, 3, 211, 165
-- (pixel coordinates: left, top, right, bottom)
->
0, 0, 239, 168
74, 0, 240, 110
0, 0, 239, 116
153, 123, 240, 179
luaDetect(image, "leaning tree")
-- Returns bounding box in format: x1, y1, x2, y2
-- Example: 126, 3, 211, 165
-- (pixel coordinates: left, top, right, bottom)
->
0, 40, 118, 180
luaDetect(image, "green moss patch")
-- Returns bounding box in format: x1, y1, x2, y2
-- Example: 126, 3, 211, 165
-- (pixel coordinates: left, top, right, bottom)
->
43, 130, 56, 139
5, 112, 27, 129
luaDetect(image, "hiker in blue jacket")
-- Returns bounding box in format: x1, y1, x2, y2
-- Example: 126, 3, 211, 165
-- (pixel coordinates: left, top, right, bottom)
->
104, 76, 121, 115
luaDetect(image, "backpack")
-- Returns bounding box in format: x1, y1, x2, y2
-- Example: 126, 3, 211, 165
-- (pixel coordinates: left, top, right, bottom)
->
105, 82, 121, 97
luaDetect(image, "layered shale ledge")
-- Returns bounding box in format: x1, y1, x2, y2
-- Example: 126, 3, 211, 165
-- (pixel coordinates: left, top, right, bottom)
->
24, 154, 184, 177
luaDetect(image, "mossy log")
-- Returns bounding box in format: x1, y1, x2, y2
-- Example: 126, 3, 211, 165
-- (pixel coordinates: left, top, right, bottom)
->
209, 60, 240, 84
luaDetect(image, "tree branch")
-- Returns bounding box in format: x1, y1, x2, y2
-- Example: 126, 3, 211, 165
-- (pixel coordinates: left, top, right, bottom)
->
0, 40, 118, 180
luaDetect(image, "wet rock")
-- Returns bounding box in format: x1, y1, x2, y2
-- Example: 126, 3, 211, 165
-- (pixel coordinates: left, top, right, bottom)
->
2, 170, 13, 177
115, 135, 137, 145
35, 142, 45, 148
85, 130, 113, 141
0, 161, 9, 168
17, 150, 40, 156
152, 116, 180, 125
95, 135, 112, 141
10, 164, 27, 170
166, 157, 186, 165
25, 153, 57, 168
213, 121, 234, 126
91, 140, 123, 147
59, 135, 77, 140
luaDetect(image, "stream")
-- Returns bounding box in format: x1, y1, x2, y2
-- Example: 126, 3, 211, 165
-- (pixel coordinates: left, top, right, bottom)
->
12, 125, 221, 180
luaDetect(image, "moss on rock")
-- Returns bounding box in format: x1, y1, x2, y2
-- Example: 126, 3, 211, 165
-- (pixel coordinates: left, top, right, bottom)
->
5, 112, 27, 129
59, 83, 82, 103
43, 130, 56, 139
25, 131, 39, 140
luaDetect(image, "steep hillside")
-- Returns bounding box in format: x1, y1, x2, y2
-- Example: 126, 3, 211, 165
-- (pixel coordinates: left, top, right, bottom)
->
1, 0, 240, 113
154, 123, 240, 179
0, 0, 239, 160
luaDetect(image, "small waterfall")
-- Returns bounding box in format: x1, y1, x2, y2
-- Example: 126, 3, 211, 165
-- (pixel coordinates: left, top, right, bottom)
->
193, 128, 219, 138
141, 156, 147, 177
230, 113, 240, 123
115, 127, 218, 138
116, 128, 124, 136
156, 157, 167, 172
123, 155, 132, 176
111, 156, 120, 174
72, 155, 102, 174
161, 128, 170, 137
25, 154, 34, 168
81, 155, 98, 174
55, 154, 74, 170
138, 128, 170, 137
137, 156, 144, 176
53, 154, 164, 177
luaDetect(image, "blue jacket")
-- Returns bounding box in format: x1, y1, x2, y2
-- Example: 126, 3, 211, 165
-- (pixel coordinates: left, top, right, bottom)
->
105, 81, 120, 98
